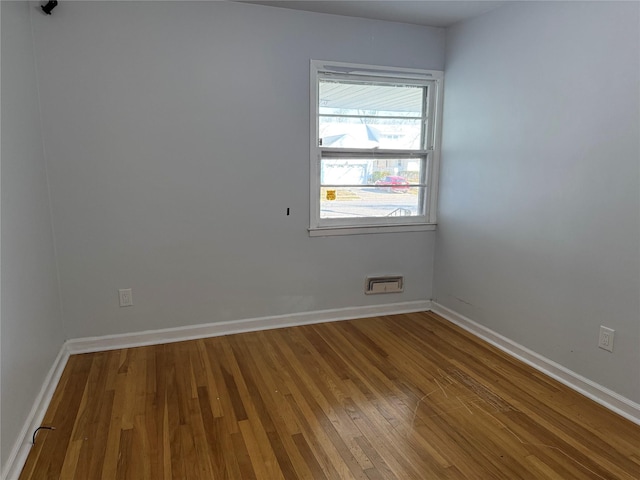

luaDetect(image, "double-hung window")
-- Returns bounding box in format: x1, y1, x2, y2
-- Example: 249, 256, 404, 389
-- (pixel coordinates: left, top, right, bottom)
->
310, 60, 443, 236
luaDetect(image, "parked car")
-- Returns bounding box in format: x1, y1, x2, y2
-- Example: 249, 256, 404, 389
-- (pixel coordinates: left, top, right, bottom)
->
375, 175, 410, 192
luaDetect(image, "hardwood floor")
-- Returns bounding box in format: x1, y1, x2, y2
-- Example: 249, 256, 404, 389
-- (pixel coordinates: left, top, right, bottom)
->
19, 312, 640, 479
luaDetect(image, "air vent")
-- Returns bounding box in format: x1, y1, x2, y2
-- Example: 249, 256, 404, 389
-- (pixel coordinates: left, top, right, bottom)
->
365, 276, 404, 295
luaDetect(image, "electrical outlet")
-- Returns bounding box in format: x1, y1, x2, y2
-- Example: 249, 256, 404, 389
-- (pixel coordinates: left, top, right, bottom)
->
118, 288, 133, 307
598, 326, 615, 352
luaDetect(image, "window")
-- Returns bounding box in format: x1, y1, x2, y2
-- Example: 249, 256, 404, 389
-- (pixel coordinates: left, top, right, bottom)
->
309, 60, 443, 236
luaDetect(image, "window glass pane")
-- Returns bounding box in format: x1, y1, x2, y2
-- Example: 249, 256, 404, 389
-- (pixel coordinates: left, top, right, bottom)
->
320, 187, 426, 219
319, 80, 424, 117
320, 157, 426, 219
319, 80, 425, 150
321, 158, 423, 187
319, 117, 423, 150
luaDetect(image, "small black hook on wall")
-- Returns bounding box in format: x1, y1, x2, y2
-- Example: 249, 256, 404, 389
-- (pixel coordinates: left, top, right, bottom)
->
41, 0, 58, 15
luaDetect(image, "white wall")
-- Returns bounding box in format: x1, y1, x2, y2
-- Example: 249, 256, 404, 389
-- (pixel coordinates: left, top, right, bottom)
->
30, 1, 444, 338
436, 1, 640, 402
1, 1, 65, 469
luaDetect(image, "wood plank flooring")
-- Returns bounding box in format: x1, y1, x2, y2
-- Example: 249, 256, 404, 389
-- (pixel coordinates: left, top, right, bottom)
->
19, 312, 640, 479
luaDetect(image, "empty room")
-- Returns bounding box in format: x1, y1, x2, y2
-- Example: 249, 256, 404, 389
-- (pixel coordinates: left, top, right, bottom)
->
2, 0, 639, 478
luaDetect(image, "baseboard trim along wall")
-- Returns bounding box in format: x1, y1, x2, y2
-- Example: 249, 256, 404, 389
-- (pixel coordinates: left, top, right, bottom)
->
4, 298, 639, 479
64, 300, 434, 354
430, 302, 640, 426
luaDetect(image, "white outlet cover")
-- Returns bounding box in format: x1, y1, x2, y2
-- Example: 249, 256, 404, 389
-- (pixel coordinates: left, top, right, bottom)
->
598, 326, 615, 352
119, 288, 133, 307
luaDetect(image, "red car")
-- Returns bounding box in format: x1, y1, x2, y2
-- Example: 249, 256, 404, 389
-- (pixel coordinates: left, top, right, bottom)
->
375, 175, 410, 192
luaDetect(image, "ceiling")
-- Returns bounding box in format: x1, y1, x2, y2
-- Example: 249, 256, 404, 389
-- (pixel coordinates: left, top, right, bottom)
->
236, 1, 509, 28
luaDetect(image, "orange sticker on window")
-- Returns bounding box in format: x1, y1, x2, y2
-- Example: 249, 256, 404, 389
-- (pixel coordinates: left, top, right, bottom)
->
326, 190, 336, 201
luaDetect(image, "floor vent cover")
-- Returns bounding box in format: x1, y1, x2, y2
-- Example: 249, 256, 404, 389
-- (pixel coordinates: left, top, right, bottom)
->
365, 276, 404, 294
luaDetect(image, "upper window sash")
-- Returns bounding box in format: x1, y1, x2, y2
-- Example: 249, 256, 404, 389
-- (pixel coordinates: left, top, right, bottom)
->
313, 67, 439, 152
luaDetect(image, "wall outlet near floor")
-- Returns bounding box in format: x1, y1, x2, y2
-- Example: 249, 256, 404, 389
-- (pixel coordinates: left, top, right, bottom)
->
598, 326, 615, 352
118, 288, 133, 307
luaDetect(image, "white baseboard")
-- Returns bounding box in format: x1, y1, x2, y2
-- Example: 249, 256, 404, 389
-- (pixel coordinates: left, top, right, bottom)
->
1, 346, 71, 480
430, 302, 640, 426
66, 300, 433, 354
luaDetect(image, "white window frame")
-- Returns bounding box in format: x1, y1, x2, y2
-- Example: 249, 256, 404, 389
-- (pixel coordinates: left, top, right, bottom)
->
309, 60, 444, 237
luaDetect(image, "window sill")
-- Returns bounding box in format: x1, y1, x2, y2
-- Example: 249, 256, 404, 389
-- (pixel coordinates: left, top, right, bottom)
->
308, 223, 437, 237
